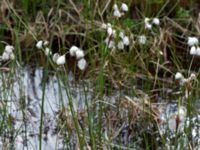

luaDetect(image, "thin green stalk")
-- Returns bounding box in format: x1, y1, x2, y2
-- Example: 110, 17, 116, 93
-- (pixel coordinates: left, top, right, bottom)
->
96, 44, 108, 146
83, 83, 96, 149
56, 73, 65, 108
61, 67, 84, 149
39, 57, 49, 150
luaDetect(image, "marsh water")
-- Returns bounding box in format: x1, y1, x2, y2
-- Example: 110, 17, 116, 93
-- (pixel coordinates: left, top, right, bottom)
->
0, 67, 199, 149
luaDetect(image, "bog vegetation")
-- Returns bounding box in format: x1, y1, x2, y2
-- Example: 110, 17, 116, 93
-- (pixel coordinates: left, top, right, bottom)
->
0, 0, 199, 149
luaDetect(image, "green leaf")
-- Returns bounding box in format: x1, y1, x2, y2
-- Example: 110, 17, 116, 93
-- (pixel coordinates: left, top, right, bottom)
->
176, 7, 190, 18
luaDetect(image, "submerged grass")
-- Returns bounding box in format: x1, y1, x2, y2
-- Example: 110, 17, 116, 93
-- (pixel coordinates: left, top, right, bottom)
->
0, 0, 199, 149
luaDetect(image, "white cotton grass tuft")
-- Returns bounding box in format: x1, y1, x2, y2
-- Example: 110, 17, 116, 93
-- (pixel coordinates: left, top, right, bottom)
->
107, 27, 113, 36
108, 40, 115, 49
175, 72, 184, 80
36, 40, 52, 57
190, 46, 200, 56
53, 53, 60, 63
44, 47, 52, 56
123, 36, 130, 46
138, 35, 147, 45
5, 45, 14, 53
113, 4, 118, 10
117, 41, 124, 49
77, 58, 87, 70
192, 129, 197, 137
175, 71, 197, 87
144, 17, 160, 29
119, 31, 125, 39
144, 17, 151, 29
190, 46, 197, 55
43, 41, 49, 46
56, 54, 66, 65
36, 40, 43, 49
145, 23, 152, 30
121, 3, 128, 12
105, 38, 115, 49
187, 37, 198, 47
9, 53, 15, 60
2, 52, 9, 61
68, 45, 87, 71
159, 51, 163, 55
112, 29, 116, 38
69, 46, 79, 57
189, 73, 196, 81
144, 17, 150, 24
196, 47, 200, 56
75, 49, 85, 59
1, 45, 15, 61
104, 23, 130, 49
113, 9, 121, 18
69, 45, 85, 60
152, 17, 160, 25
101, 23, 107, 29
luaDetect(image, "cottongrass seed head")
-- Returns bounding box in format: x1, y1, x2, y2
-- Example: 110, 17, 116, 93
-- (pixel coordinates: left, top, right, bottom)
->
175, 72, 184, 80
113, 9, 121, 18
196, 47, 200, 56
152, 18, 160, 25
44, 47, 52, 56
138, 35, 147, 45
117, 41, 124, 49
121, 3, 128, 12
107, 27, 113, 36
75, 49, 85, 59
2, 45, 15, 61
36, 40, 43, 49
43, 41, 49, 46
56, 54, 66, 65
113, 4, 118, 10
119, 31, 125, 39
2, 52, 9, 61
145, 23, 152, 30
190, 46, 197, 55
77, 58, 87, 70
70, 46, 79, 57
187, 37, 198, 47
123, 36, 130, 46
5, 45, 14, 53
53, 53, 60, 63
